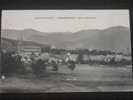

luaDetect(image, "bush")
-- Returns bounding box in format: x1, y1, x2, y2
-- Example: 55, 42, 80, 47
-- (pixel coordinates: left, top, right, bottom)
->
52, 62, 58, 71
68, 61, 76, 71
77, 54, 84, 64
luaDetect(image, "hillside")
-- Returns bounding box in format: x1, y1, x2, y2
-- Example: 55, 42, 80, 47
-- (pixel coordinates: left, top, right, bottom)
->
1, 37, 50, 52
1, 26, 131, 54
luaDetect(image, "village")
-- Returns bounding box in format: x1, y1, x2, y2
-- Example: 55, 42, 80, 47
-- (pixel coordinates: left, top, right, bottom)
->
1, 37, 132, 78
0, 10, 132, 92
0, 34, 132, 92
0, 43, 132, 92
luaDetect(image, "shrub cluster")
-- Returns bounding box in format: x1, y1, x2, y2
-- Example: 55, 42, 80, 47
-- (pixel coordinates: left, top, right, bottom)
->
77, 54, 132, 66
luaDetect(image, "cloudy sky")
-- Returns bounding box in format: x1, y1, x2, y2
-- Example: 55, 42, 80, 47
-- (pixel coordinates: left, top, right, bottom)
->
1, 10, 130, 32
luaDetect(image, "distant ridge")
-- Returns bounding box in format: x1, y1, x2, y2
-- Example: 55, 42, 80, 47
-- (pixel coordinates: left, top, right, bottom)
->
1, 26, 131, 54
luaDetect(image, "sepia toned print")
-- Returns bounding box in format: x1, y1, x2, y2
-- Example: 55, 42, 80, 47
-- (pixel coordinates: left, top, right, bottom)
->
0, 10, 132, 92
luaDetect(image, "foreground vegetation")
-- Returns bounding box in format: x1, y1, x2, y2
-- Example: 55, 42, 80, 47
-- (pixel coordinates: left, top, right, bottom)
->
1, 48, 132, 77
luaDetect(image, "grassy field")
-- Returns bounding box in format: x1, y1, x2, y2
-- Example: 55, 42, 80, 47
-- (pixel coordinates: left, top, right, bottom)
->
0, 64, 133, 92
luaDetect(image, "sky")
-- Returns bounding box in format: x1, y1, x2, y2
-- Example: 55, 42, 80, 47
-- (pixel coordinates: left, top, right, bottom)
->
1, 10, 130, 32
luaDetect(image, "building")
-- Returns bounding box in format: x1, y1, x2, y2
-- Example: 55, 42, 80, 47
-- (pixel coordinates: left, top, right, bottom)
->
18, 45, 41, 56
17, 34, 41, 56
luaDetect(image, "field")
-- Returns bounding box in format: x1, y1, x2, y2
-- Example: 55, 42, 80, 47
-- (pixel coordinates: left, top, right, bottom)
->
0, 64, 133, 92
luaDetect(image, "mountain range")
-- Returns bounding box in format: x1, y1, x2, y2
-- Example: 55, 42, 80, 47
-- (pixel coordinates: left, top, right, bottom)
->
1, 26, 131, 54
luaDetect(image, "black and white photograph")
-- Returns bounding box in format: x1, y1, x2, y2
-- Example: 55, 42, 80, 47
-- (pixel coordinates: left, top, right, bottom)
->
0, 10, 132, 92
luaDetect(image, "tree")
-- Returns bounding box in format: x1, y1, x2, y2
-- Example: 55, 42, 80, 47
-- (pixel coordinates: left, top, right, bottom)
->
51, 60, 58, 71
41, 46, 51, 53
31, 59, 47, 76
77, 53, 84, 64
1, 52, 25, 76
